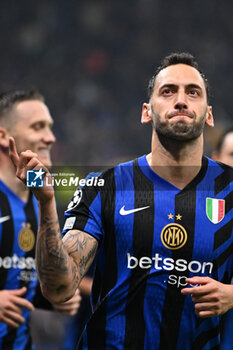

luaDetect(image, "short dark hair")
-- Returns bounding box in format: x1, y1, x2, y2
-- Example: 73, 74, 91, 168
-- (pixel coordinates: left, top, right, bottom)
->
215, 128, 233, 153
147, 52, 209, 102
0, 89, 44, 118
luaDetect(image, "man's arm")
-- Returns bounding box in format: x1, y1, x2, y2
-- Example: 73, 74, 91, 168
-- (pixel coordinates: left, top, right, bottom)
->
33, 281, 83, 316
36, 198, 97, 303
9, 137, 98, 304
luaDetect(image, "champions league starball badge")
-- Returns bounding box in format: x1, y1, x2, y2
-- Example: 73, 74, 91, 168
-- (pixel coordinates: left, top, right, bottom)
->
65, 188, 82, 212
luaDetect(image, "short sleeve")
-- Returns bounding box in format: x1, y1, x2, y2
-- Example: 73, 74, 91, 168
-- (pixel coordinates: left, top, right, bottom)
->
62, 173, 105, 243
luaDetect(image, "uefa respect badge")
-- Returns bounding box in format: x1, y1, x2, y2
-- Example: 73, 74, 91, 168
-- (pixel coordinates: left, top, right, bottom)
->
26, 169, 45, 188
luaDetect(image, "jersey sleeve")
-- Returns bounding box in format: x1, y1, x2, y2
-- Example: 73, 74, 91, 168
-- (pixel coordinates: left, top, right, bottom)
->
62, 172, 104, 244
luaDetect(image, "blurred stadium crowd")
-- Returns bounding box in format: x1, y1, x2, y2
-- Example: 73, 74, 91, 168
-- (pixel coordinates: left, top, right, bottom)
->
0, 1, 232, 348
0, 0, 232, 167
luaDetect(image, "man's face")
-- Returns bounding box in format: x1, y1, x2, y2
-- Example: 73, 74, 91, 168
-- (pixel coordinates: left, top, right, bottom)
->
10, 100, 56, 167
217, 132, 233, 166
148, 64, 213, 141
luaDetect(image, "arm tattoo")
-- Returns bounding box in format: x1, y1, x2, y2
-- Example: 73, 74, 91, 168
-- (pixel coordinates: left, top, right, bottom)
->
36, 216, 72, 295
63, 230, 98, 279
36, 218, 98, 298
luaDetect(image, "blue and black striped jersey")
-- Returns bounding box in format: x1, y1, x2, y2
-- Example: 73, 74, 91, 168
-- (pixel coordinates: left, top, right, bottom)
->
221, 309, 233, 349
0, 180, 48, 350
63, 155, 233, 350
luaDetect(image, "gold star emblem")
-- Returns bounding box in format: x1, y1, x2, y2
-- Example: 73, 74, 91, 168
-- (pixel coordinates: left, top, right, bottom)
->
176, 214, 182, 220
168, 213, 174, 219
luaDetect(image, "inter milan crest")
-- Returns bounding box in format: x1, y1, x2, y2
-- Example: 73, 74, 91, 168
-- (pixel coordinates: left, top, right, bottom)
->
161, 223, 187, 250
18, 223, 35, 252
206, 198, 225, 224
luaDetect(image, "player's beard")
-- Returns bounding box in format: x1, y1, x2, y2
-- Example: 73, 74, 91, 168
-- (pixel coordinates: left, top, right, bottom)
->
151, 106, 207, 142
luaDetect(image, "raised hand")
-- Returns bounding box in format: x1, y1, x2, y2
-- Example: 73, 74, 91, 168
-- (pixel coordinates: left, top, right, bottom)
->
9, 137, 54, 203
0, 287, 34, 327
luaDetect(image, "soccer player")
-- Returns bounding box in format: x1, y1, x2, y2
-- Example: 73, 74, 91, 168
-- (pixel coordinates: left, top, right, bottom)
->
211, 128, 233, 167
0, 89, 81, 350
10, 53, 233, 349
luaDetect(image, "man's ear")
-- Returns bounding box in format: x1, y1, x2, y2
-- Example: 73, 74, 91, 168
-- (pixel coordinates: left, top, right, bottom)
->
0, 127, 10, 148
205, 106, 214, 128
141, 103, 153, 124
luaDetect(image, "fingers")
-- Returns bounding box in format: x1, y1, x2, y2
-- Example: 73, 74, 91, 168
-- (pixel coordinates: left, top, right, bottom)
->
53, 289, 82, 316
14, 297, 35, 312
194, 302, 221, 318
191, 292, 219, 303
1, 310, 26, 328
186, 276, 211, 284
9, 137, 19, 169
9, 138, 54, 203
8, 287, 34, 311
16, 151, 39, 181
185, 277, 211, 285
75, 289, 81, 297
181, 277, 228, 318
53, 302, 81, 316
181, 277, 213, 296
195, 302, 217, 312
53, 301, 81, 316
62, 289, 82, 305
9, 137, 45, 182
7, 303, 22, 315
181, 285, 210, 296
196, 311, 213, 318
9, 287, 27, 296
0, 288, 32, 327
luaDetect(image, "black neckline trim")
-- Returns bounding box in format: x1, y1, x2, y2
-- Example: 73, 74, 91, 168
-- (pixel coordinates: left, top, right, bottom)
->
176, 156, 208, 196
137, 154, 209, 195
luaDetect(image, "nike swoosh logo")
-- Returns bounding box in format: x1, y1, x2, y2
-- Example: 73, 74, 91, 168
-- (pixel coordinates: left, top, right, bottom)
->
119, 205, 150, 216
0, 215, 10, 224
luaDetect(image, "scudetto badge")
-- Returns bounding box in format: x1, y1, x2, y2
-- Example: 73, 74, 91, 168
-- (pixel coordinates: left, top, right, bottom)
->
161, 223, 187, 250
206, 198, 225, 224
18, 223, 35, 252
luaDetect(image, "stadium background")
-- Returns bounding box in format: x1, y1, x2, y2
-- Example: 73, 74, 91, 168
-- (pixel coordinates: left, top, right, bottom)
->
0, 0, 232, 166
0, 0, 232, 349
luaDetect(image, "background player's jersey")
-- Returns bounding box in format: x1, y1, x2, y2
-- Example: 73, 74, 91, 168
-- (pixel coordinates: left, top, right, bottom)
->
0, 180, 43, 350
63, 155, 233, 350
